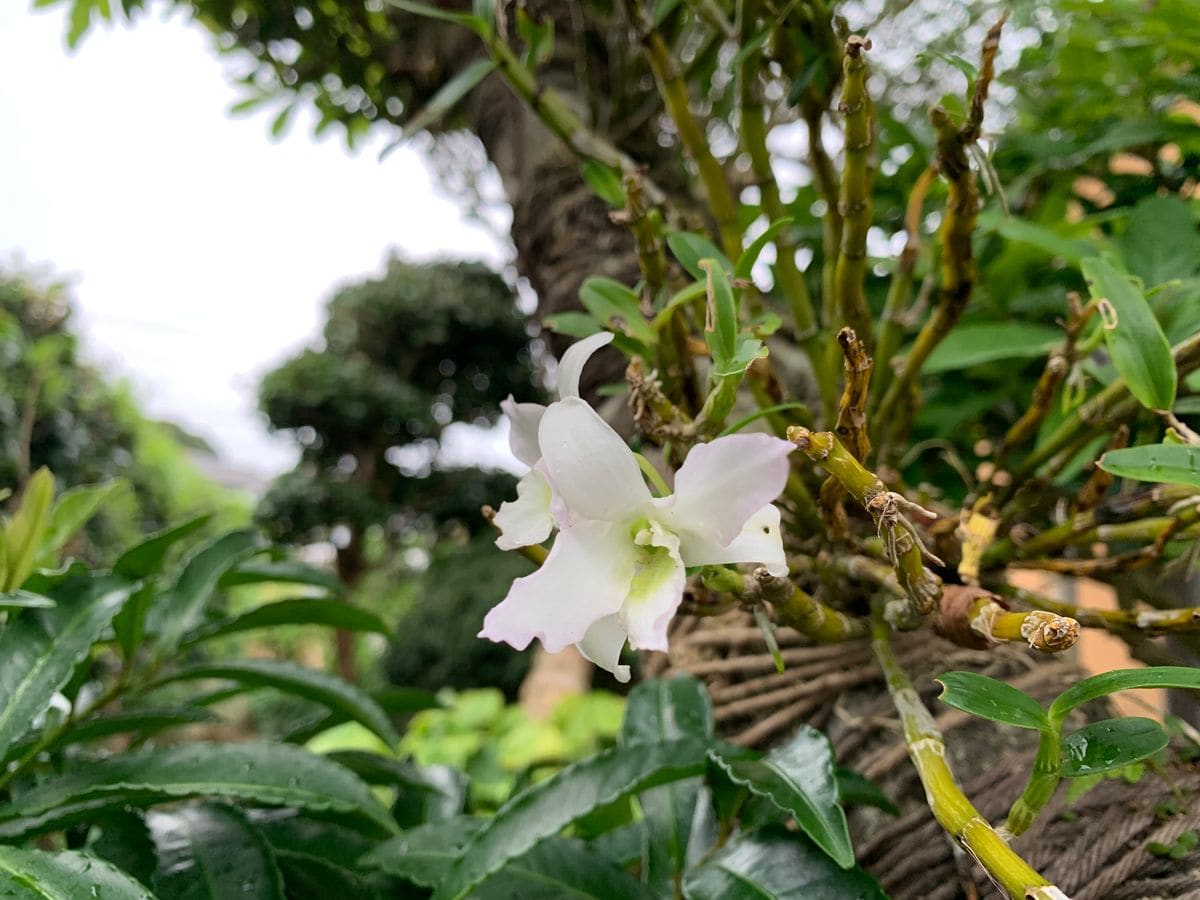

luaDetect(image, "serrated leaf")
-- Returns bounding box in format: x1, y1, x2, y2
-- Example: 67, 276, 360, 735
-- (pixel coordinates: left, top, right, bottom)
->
1060, 717, 1169, 777
182, 598, 388, 646
1098, 443, 1200, 488
709, 727, 853, 868
113, 515, 211, 579
148, 803, 285, 900
0, 574, 133, 762
734, 218, 793, 280
430, 738, 711, 900
322, 751, 440, 794
361, 815, 484, 886
667, 232, 732, 282
681, 827, 886, 899
0, 847, 154, 900
1082, 257, 1176, 410
935, 671, 1049, 731
251, 811, 375, 869
579, 277, 656, 345
920, 323, 1062, 374
274, 851, 380, 900
153, 659, 400, 747
0, 742, 397, 838
58, 705, 218, 748
1049, 666, 1200, 724
472, 837, 655, 899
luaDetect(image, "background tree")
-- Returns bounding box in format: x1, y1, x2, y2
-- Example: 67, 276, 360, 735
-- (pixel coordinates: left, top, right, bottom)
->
256, 256, 536, 681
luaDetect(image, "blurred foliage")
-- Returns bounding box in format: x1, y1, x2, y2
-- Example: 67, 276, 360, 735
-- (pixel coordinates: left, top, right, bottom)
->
0, 268, 249, 560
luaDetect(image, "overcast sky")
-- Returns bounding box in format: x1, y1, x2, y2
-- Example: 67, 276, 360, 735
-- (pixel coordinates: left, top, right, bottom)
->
0, 3, 513, 478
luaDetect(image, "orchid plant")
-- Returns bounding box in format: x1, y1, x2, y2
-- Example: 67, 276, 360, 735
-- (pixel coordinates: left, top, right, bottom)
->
481, 332, 793, 682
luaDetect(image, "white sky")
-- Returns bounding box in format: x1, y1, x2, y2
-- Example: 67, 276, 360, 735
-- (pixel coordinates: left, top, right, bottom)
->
0, 4, 515, 479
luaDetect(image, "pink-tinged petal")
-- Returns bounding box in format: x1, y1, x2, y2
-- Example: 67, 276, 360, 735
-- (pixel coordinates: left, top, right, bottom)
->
674, 504, 788, 576
619, 522, 686, 652
577, 614, 631, 683
555, 331, 614, 399
539, 398, 651, 524
494, 470, 554, 551
479, 519, 634, 653
501, 396, 546, 468
660, 433, 793, 546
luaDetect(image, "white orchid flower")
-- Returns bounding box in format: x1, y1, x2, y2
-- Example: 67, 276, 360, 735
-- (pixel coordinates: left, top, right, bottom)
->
482, 333, 793, 682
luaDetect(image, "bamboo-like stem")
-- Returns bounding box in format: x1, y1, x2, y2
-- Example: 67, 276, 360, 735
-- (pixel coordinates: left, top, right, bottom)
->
631, 5, 742, 257
967, 596, 1080, 652
756, 568, 870, 642
1004, 728, 1061, 839
999, 583, 1200, 635
788, 428, 942, 624
833, 326, 873, 462
833, 36, 876, 349
871, 615, 1062, 899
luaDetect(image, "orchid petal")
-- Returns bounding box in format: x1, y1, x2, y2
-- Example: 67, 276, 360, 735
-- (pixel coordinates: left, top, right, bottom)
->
660, 433, 793, 546
479, 519, 634, 653
674, 504, 788, 576
501, 396, 546, 468
620, 521, 686, 652
555, 331, 614, 399
494, 469, 554, 550
577, 614, 631, 683
539, 397, 652, 524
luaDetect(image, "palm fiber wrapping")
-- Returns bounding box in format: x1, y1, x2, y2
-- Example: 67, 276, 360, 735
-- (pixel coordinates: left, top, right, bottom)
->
646, 610, 1200, 899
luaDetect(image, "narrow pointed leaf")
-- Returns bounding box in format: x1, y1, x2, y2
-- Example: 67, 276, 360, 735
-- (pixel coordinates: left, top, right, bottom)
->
1060, 717, 1169, 777
709, 727, 853, 868
113, 515, 211, 579
3, 468, 54, 591
52, 705, 218, 749
182, 598, 388, 646
0, 742, 396, 838
153, 659, 400, 747
1049, 666, 1200, 724
666, 232, 732, 281
579, 277, 656, 345
399, 59, 497, 140
1098, 443, 1200, 488
0, 847, 154, 900
835, 769, 898, 816
430, 738, 711, 900
735, 218, 793, 280
0, 574, 133, 761
936, 671, 1050, 731
148, 804, 285, 900
0, 590, 55, 610
920, 322, 1062, 374
39, 480, 124, 559
218, 559, 343, 594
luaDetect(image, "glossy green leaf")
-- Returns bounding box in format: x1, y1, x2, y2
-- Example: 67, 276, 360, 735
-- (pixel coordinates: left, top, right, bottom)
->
709, 726, 853, 868
1117, 195, 1200, 288
579, 277, 656, 345
1049, 666, 1200, 724
1060, 717, 1169, 777
154, 659, 400, 747
0, 589, 55, 610
3, 467, 54, 591
251, 811, 375, 870
1098, 443, 1200, 488
701, 259, 738, 365
835, 768, 898, 816
936, 671, 1050, 731
182, 598, 389, 647
323, 750, 439, 794
0, 574, 133, 762
147, 803, 285, 900
1081, 257, 1176, 410
362, 816, 484, 886
920, 322, 1062, 374
542, 311, 602, 339
430, 738, 711, 900
148, 529, 261, 658
39, 480, 124, 558
581, 161, 625, 207
667, 232, 732, 282
274, 851, 380, 900
588, 820, 646, 868
88, 809, 158, 888
621, 675, 714, 744
681, 827, 886, 900
0, 847, 154, 900
0, 742, 396, 838
57, 705, 218, 748
735, 218, 793, 280
472, 838, 655, 900
217, 558, 342, 593
112, 515, 211, 579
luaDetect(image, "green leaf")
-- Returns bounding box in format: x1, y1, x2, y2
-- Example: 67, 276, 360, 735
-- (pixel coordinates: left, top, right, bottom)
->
710, 336, 767, 378
57, 705, 218, 748
218, 559, 343, 594
274, 851, 380, 900
701, 260, 738, 366
322, 751, 439, 794
472, 838, 655, 900
936, 671, 1050, 730
182, 598, 389, 646
667, 232, 732, 282
148, 529, 261, 658
621, 675, 714, 744
542, 311, 602, 339
270, 103, 296, 139
982, 213, 1095, 265
835, 769, 898, 816
579, 277, 656, 346
709, 727, 853, 868
0, 847, 154, 900
384, 0, 491, 34
400, 59, 497, 140
153, 659, 400, 747
1081, 257, 1177, 410
1098, 443, 1200, 488
39, 480, 124, 559
0, 590, 55, 610
251, 811, 375, 869
147, 803, 285, 900
681, 827, 886, 900
0, 574, 133, 762
1049, 666, 1200, 724
0, 742, 396, 839
919, 322, 1062, 374
581, 162, 625, 207
430, 738, 711, 900
1117, 195, 1200, 288
113, 515, 211, 579
734, 218, 793, 280
362, 816, 484, 886
3, 467, 54, 591
916, 49, 978, 82
1060, 717, 1169, 777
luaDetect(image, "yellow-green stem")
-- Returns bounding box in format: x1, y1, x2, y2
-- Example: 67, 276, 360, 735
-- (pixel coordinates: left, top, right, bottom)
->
1005, 728, 1061, 838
